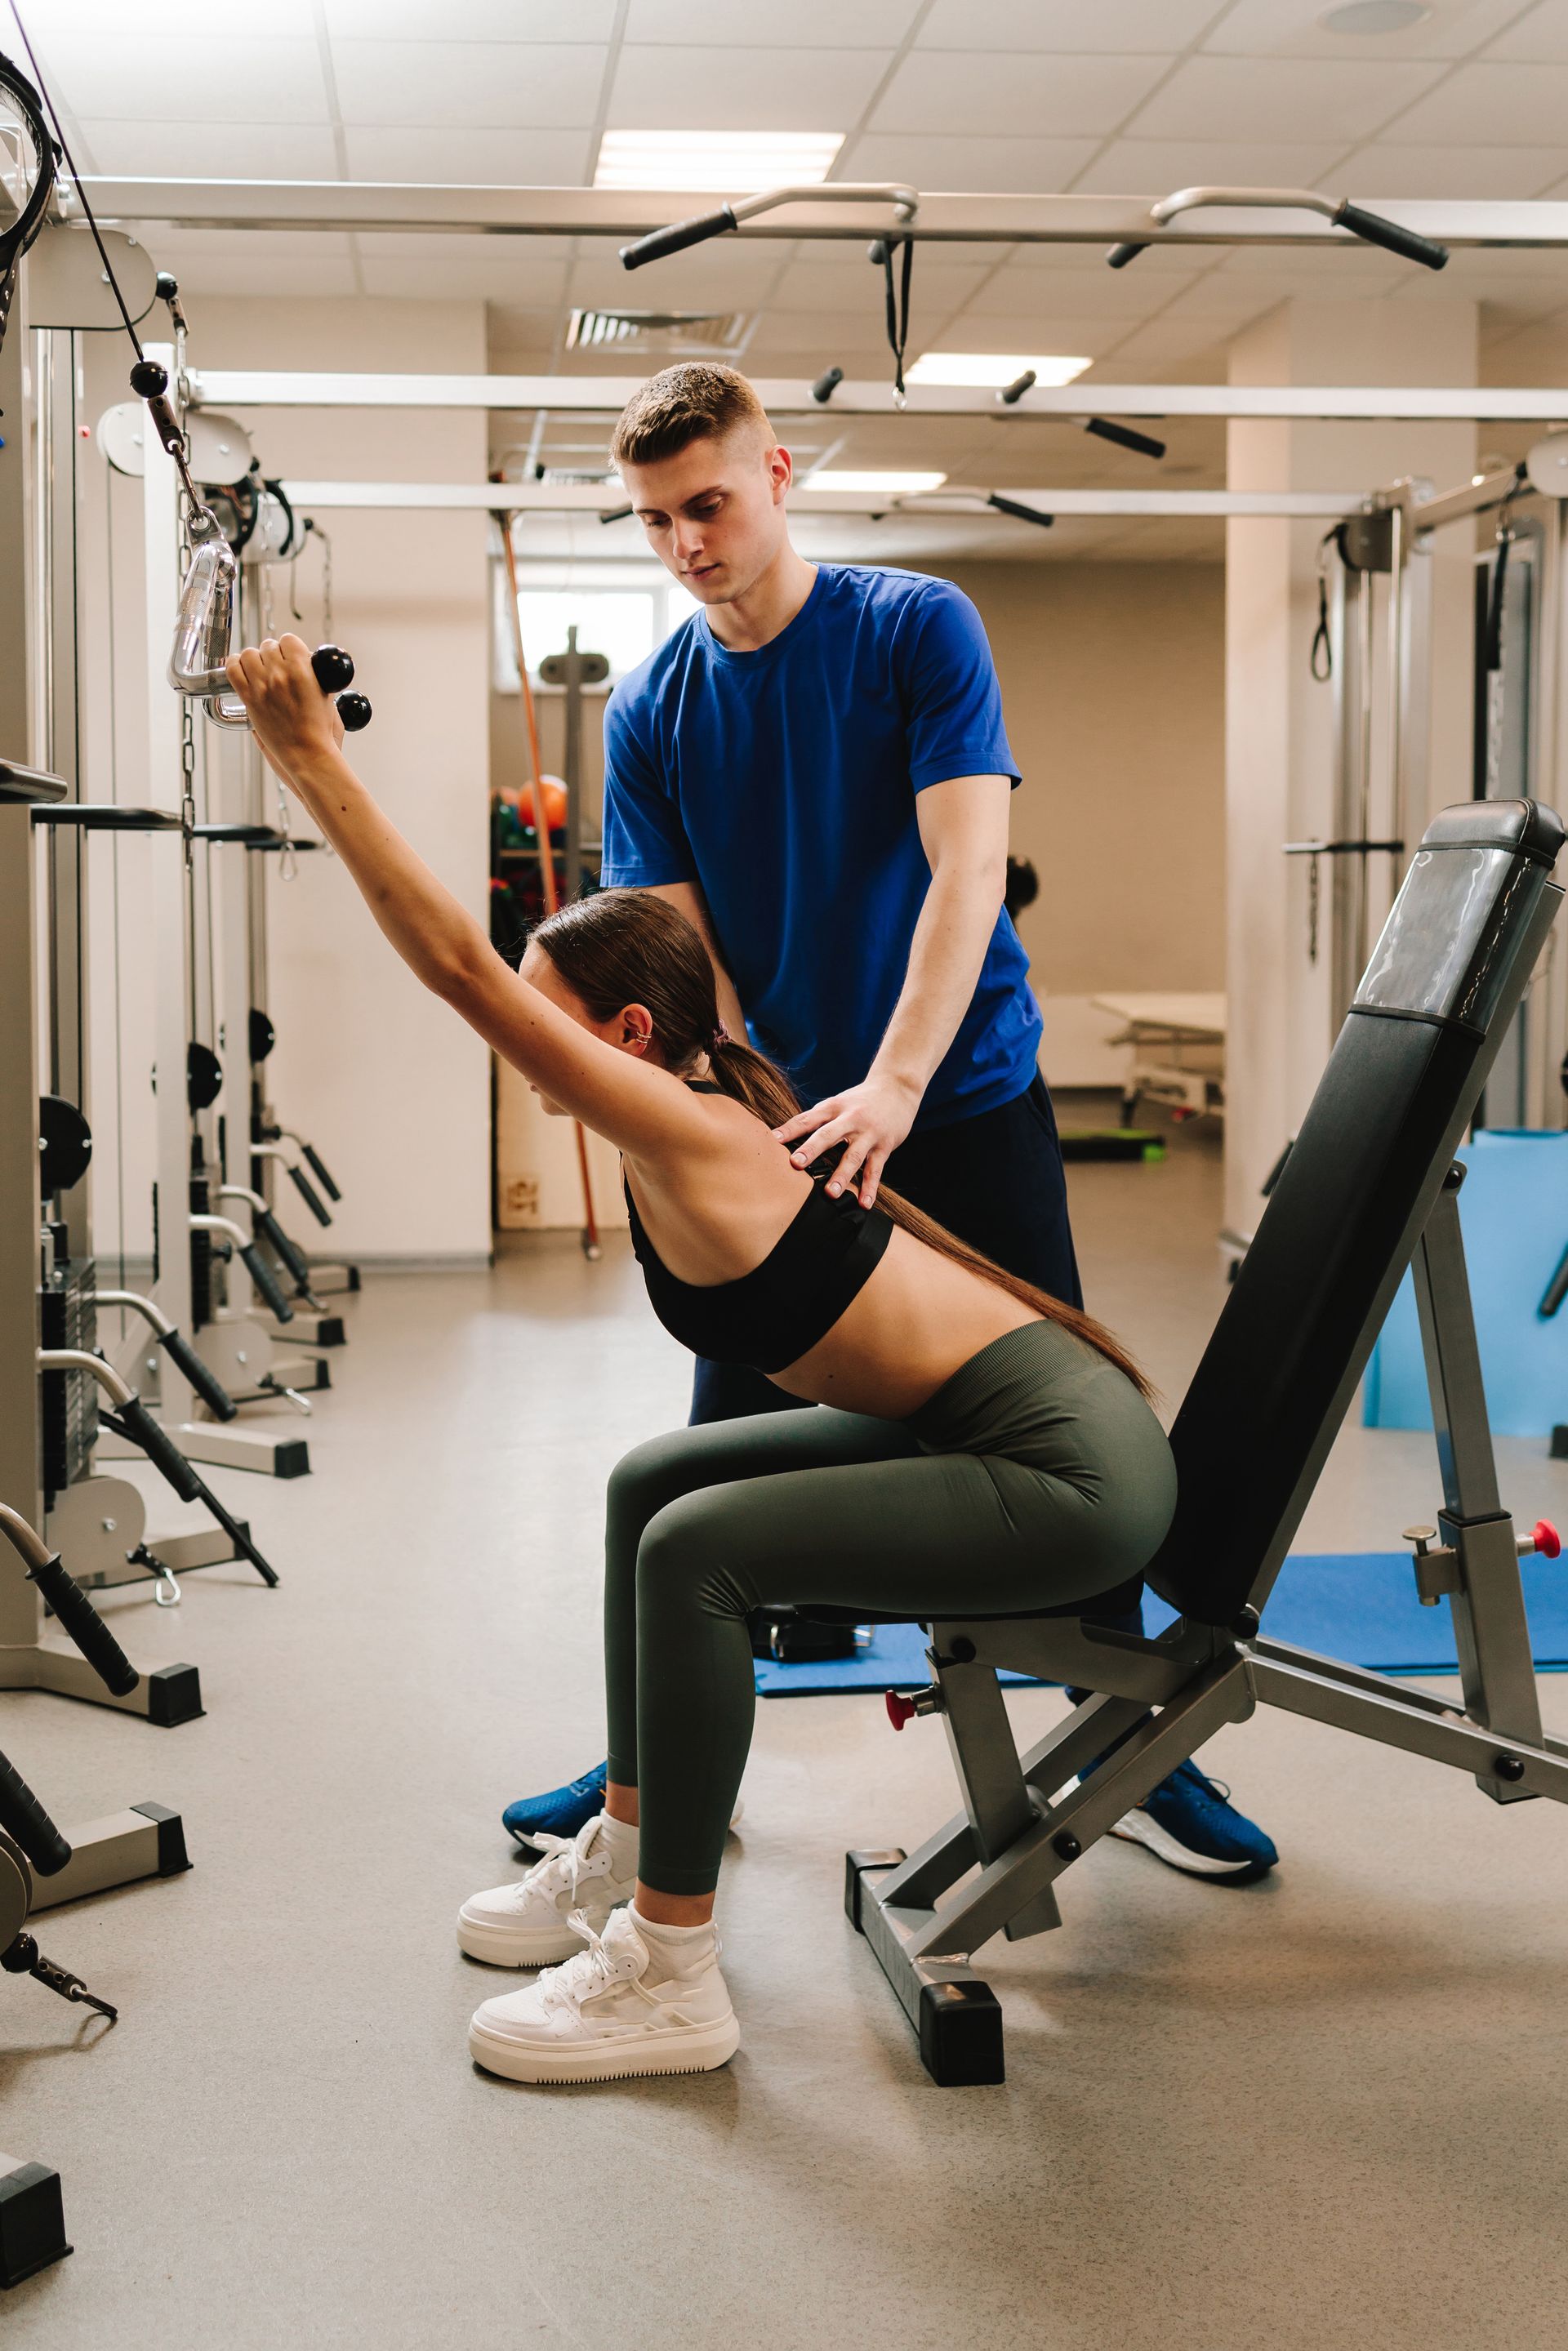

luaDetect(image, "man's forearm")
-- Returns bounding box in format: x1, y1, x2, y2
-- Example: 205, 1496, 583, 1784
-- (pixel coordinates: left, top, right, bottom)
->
870, 857, 1004, 1098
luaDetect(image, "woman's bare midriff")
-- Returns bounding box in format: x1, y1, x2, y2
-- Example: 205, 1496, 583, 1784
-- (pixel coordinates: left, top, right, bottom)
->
623, 1093, 1041, 1423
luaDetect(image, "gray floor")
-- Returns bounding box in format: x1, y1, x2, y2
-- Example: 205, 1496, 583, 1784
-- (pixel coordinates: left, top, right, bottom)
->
5, 1112, 1568, 2348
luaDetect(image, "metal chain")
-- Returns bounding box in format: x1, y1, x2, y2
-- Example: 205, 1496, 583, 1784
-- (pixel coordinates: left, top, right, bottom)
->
180, 692, 196, 869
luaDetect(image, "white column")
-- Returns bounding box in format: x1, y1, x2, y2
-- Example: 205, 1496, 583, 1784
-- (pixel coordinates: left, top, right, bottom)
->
1223, 298, 1479, 1246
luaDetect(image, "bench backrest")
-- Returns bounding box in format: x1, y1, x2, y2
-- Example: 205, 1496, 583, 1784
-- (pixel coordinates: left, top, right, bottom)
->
1147, 799, 1565, 1628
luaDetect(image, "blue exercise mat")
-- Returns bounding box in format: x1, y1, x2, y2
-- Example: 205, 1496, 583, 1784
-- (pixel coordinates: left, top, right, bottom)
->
1365, 1129, 1568, 1439
754, 1550, 1568, 1696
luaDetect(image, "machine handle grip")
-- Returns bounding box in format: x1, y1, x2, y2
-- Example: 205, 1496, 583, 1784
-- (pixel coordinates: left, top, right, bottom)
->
156, 1326, 238, 1422
310, 647, 372, 732
1334, 203, 1449, 272
299, 1141, 342, 1203
240, 1242, 293, 1322
1538, 1241, 1568, 1320
105, 1397, 204, 1506
1085, 416, 1168, 460
252, 1205, 310, 1289
285, 1162, 332, 1227
0, 1748, 72, 1877
25, 1552, 139, 1699
620, 206, 737, 269
1105, 240, 1148, 269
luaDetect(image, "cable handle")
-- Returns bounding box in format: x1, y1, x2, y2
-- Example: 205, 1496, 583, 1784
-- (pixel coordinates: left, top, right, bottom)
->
0, 1748, 71, 1878
101, 1396, 205, 1507
285, 1161, 332, 1227
156, 1326, 238, 1422
24, 1552, 139, 1700
298, 1141, 342, 1201
620, 205, 737, 269
240, 1241, 294, 1323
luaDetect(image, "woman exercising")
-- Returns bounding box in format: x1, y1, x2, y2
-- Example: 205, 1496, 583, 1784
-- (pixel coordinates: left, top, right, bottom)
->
226, 635, 1178, 2087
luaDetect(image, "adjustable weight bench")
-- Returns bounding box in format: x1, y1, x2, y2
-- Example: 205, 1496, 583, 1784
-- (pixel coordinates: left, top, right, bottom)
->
840, 799, 1566, 2086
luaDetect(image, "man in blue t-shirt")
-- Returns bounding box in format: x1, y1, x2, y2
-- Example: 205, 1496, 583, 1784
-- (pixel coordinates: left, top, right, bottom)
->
503, 363, 1275, 1885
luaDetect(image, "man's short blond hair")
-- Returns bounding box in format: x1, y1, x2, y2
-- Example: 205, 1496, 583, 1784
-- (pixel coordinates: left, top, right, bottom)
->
610, 363, 773, 469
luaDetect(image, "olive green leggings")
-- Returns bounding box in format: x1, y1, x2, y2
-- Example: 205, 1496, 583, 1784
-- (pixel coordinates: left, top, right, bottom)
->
604, 1322, 1178, 1895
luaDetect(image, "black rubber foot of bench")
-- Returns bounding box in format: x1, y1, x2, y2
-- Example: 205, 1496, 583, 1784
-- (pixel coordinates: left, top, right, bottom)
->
844, 1848, 904, 1932
919, 1981, 1005, 2087
132, 1801, 191, 1876
1551, 1423, 1567, 1460
0, 2160, 71, 2287
145, 1664, 203, 1728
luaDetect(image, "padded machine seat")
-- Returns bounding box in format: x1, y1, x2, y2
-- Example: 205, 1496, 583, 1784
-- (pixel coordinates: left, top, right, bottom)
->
796, 1575, 1145, 1630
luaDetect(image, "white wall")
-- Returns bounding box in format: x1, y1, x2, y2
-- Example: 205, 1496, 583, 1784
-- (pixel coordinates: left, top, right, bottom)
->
78, 299, 493, 1270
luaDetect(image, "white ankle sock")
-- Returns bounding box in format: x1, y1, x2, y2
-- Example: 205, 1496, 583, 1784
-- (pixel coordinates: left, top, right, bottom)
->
596, 1810, 639, 1875
630, 1904, 717, 1970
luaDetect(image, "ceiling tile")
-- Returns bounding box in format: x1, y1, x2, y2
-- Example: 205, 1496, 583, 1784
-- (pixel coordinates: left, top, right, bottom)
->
1375, 59, 1568, 142
960, 261, 1196, 318
1154, 270, 1294, 323
768, 257, 991, 314
74, 119, 342, 177
836, 133, 1101, 194
164, 252, 361, 297
29, 0, 317, 33
1071, 139, 1349, 194
1485, 2, 1568, 58
1205, 0, 1525, 56
1333, 141, 1567, 196
1098, 318, 1236, 365
871, 50, 1174, 137
917, 0, 1218, 47
932, 314, 1129, 359
565, 247, 780, 309
350, 235, 572, 304
344, 127, 593, 182
25, 34, 330, 123
326, 0, 618, 34
625, 0, 920, 42
332, 41, 606, 128
1128, 56, 1446, 140
604, 44, 892, 129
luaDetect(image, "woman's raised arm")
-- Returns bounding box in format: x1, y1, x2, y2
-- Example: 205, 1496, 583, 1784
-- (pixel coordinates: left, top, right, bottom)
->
223, 636, 708, 1158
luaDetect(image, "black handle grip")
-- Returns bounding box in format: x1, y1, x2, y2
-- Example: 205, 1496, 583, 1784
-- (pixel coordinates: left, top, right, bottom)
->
157, 1326, 238, 1422
1085, 416, 1168, 461
619, 205, 737, 270
811, 367, 844, 405
105, 1397, 204, 1506
1334, 202, 1449, 273
160, 1462, 279, 1589
26, 1552, 140, 1700
1539, 1241, 1568, 1320
336, 692, 372, 732
1106, 240, 1148, 269
987, 493, 1054, 530
240, 1242, 293, 1322
311, 643, 354, 693
252, 1205, 310, 1289
301, 1139, 341, 1203
0, 1748, 72, 1877
286, 1162, 332, 1227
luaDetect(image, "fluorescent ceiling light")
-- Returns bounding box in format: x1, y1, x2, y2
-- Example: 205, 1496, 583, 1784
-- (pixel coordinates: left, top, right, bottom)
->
595, 130, 844, 194
906, 353, 1091, 389
801, 470, 947, 496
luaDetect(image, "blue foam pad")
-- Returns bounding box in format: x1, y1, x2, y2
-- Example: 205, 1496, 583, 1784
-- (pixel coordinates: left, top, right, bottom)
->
1364, 1129, 1568, 1438
754, 1550, 1568, 1696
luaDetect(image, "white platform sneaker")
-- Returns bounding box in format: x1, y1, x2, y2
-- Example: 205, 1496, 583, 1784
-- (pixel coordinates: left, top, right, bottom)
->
469, 1906, 740, 2086
457, 1814, 635, 1967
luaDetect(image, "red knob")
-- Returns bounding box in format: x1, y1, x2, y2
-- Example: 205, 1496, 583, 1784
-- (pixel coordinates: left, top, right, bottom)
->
884, 1690, 915, 1731
1532, 1519, 1561, 1560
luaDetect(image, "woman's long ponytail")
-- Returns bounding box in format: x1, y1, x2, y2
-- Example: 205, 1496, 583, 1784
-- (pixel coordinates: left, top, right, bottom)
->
532, 890, 1153, 1401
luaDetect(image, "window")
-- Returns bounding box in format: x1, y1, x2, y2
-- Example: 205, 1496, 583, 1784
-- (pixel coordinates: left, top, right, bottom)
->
492, 577, 702, 694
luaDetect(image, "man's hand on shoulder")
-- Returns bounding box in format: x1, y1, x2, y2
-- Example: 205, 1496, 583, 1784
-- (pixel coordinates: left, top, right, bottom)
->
773, 1071, 922, 1209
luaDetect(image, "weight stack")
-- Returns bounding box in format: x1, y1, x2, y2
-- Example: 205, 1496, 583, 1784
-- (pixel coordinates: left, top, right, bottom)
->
189, 1164, 213, 1330
38, 1255, 98, 1511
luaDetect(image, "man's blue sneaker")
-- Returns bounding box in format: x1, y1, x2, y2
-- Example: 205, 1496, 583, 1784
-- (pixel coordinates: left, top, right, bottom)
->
1109, 1758, 1278, 1882
503, 1761, 608, 1857
502, 1762, 745, 1858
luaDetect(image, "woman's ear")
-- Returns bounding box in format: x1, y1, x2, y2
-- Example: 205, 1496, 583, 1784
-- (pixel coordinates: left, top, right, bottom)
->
619, 1003, 654, 1058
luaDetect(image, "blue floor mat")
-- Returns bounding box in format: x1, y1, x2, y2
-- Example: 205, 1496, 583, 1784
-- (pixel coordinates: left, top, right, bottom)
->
754, 1551, 1568, 1697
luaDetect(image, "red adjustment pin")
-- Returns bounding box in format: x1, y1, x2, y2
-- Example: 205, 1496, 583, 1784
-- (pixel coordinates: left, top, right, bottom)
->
885, 1690, 916, 1731
1531, 1520, 1561, 1559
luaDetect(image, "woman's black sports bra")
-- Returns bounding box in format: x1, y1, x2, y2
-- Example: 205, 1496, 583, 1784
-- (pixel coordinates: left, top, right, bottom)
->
624, 1083, 893, 1373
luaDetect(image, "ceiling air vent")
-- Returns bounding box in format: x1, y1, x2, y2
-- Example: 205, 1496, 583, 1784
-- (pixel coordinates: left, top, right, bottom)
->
566, 308, 751, 357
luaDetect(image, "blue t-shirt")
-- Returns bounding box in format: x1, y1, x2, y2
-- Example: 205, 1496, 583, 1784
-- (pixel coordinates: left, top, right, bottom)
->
599, 563, 1041, 1129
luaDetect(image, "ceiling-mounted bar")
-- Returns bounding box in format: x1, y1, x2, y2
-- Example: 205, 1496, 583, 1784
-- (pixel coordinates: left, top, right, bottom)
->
278, 480, 1362, 519
188, 371, 1568, 425
65, 180, 1568, 251
1108, 185, 1448, 272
